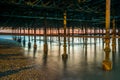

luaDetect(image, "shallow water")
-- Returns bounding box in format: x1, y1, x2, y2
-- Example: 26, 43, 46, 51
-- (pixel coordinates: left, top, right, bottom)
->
0, 35, 120, 80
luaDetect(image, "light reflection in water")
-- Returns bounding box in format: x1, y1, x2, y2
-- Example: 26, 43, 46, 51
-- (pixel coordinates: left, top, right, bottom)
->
1, 35, 120, 80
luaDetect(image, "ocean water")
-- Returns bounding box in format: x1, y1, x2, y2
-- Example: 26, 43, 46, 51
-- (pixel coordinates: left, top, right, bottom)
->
0, 35, 120, 80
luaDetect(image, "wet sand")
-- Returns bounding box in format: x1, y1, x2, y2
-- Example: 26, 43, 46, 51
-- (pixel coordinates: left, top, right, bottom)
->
0, 36, 120, 80
0, 39, 53, 80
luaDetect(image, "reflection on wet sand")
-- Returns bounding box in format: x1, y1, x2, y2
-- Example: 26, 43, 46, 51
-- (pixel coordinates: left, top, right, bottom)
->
0, 36, 120, 80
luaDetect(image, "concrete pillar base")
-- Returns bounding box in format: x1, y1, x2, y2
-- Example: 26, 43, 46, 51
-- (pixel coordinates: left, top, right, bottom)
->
34, 44, 37, 49
13, 37, 17, 41
62, 54, 68, 59
68, 44, 70, 46
28, 42, 31, 49
102, 60, 112, 71
23, 40, 26, 46
44, 43, 48, 53
17, 38, 21, 43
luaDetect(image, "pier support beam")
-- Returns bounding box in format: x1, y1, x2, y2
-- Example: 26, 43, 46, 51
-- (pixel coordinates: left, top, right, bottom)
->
17, 27, 21, 43
118, 28, 120, 39
13, 28, 17, 40
12, 27, 14, 40
112, 19, 116, 52
23, 27, 26, 47
33, 27, 37, 49
68, 27, 70, 47
62, 10, 68, 58
85, 24, 88, 44
72, 26, 74, 45
28, 27, 31, 49
39, 28, 41, 42
50, 27, 51, 43
102, 0, 112, 71
58, 27, 61, 45
44, 16, 48, 54
14, 28, 17, 41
